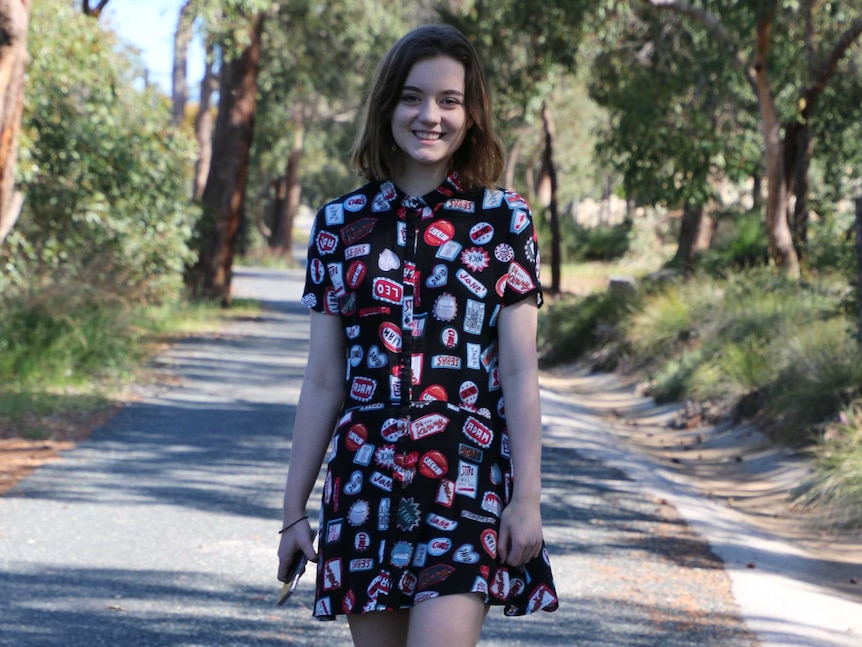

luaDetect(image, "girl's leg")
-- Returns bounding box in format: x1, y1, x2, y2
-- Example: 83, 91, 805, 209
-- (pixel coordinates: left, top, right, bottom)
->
406, 593, 488, 647
347, 609, 410, 647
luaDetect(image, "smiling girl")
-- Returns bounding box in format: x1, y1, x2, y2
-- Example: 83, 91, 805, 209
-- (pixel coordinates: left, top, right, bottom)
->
277, 25, 558, 647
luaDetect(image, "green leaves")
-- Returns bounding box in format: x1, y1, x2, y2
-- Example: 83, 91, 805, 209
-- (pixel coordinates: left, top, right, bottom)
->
4, 0, 200, 303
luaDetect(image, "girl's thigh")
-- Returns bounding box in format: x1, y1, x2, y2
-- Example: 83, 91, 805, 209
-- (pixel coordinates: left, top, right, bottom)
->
407, 593, 488, 647
347, 609, 409, 647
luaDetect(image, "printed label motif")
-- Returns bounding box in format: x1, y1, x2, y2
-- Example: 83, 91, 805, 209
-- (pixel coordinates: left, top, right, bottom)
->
372, 277, 403, 305
378, 322, 402, 352
444, 198, 475, 213
431, 354, 462, 370
483, 189, 504, 209
344, 194, 368, 212
427, 537, 452, 557
455, 461, 478, 498
436, 240, 462, 261
325, 203, 344, 225
469, 222, 494, 245
316, 231, 338, 255
409, 413, 448, 440
341, 217, 376, 244
506, 262, 537, 294
424, 221, 455, 246
310, 258, 326, 284
378, 248, 400, 271
511, 209, 529, 234
436, 478, 455, 507
462, 417, 493, 448
426, 264, 448, 288
433, 293, 457, 322
345, 243, 371, 259
346, 260, 367, 290
419, 450, 448, 479
461, 247, 490, 272
456, 269, 488, 298
350, 377, 377, 402
426, 513, 458, 532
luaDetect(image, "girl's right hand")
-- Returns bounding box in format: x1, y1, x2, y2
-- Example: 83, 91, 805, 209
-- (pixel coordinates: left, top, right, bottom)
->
277, 518, 318, 582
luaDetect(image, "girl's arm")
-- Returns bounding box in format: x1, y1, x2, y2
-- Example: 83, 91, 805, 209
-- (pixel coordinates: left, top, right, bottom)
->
277, 310, 346, 578
496, 299, 544, 567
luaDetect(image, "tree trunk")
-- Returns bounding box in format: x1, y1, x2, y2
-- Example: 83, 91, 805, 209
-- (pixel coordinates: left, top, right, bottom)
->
540, 101, 561, 293
193, 38, 217, 202
271, 117, 304, 259
753, 17, 800, 277
783, 121, 815, 261
503, 137, 520, 190
171, 0, 195, 127
675, 204, 714, 277
190, 14, 264, 304
0, 0, 29, 247
855, 197, 862, 344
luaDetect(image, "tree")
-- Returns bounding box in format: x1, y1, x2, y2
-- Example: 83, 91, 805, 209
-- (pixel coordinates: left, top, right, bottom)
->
172, 0, 195, 127
638, 0, 862, 277
0, 0, 29, 247
190, 11, 264, 303
438, 0, 591, 292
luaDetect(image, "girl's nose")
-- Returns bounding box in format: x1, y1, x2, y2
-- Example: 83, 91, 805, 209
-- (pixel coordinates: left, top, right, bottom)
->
418, 100, 440, 124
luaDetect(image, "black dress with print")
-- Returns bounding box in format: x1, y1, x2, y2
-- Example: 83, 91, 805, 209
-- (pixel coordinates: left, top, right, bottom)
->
301, 173, 559, 619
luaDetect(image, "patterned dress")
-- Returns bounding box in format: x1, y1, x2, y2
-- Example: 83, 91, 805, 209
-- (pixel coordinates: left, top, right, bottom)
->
301, 173, 559, 619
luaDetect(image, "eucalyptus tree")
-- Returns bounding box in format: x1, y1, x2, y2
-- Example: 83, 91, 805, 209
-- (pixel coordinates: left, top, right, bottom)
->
188, 0, 272, 303
0, 0, 30, 247
250, 0, 409, 258
589, 7, 762, 274
636, 0, 862, 277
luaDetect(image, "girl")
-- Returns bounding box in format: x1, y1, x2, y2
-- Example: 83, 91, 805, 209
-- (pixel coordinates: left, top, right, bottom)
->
277, 24, 558, 647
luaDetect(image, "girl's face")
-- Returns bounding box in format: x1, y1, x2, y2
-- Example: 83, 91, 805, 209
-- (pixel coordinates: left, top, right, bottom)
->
391, 55, 471, 185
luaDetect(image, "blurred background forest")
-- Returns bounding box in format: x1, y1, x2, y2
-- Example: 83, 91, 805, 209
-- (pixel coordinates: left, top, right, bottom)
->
1, 0, 861, 525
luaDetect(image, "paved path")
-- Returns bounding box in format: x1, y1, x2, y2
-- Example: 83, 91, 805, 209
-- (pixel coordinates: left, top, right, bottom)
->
0, 267, 857, 646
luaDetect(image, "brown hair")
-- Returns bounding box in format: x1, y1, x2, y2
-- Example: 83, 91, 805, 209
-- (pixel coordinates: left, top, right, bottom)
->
351, 25, 504, 190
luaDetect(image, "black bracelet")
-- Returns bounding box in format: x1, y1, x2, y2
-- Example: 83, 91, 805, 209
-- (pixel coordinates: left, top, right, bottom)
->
278, 516, 309, 534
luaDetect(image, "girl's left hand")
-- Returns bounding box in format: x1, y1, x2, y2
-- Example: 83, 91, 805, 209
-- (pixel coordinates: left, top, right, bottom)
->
497, 497, 543, 567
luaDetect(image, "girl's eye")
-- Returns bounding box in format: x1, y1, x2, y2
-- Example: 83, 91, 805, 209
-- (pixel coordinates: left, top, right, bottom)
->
400, 94, 420, 104
441, 97, 461, 107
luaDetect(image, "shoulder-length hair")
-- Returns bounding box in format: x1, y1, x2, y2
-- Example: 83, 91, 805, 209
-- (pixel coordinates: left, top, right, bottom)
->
351, 25, 504, 190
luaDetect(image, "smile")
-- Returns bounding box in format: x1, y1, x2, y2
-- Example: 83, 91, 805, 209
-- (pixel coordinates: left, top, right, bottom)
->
413, 131, 443, 141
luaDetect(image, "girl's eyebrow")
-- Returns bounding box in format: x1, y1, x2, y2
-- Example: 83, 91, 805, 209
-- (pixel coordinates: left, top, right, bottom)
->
402, 84, 464, 97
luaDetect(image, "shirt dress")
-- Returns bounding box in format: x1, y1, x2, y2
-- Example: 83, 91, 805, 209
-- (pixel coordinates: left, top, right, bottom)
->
301, 172, 559, 620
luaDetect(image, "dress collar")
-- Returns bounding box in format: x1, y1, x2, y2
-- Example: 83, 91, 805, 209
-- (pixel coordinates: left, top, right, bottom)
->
392, 172, 464, 210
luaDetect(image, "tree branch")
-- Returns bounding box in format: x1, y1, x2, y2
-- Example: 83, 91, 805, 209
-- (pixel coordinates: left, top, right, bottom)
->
639, 0, 758, 94
803, 17, 862, 110
82, 0, 111, 18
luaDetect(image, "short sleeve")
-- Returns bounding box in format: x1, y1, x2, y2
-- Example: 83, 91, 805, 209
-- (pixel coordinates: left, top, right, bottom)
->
301, 207, 340, 314
501, 198, 543, 309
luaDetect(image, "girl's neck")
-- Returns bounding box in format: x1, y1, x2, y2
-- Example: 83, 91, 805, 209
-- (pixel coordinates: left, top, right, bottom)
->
392, 163, 448, 198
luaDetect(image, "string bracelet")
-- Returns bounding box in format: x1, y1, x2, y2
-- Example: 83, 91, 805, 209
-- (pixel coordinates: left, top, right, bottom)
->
278, 516, 309, 534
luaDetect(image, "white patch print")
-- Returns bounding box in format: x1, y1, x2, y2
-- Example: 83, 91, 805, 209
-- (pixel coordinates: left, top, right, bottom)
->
433, 293, 458, 322
370, 471, 393, 492
344, 193, 367, 212
354, 443, 374, 466
469, 222, 494, 245
466, 343, 481, 370
453, 544, 480, 564
427, 537, 452, 556
350, 376, 377, 402
524, 237, 538, 264
431, 354, 461, 369
440, 327, 458, 348
396, 220, 407, 246
436, 478, 455, 507
372, 277, 403, 305
455, 461, 478, 498
436, 240, 462, 261
378, 248, 400, 271
309, 257, 326, 284
511, 209, 529, 234
301, 293, 317, 308
505, 262, 537, 294
456, 269, 487, 298
372, 192, 391, 212
463, 299, 485, 335
345, 243, 371, 259
348, 499, 370, 526
354, 531, 372, 552
444, 198, 475, 213
402, 295, 413, 330
344, 470, 363, 495
390, 541, 414, 568
349, 345, 363, 367
459, 381, 479, 405
381, 180, 397, 200
322, 557, 343, 590
460, 247, 490, 272
345, 324, 360, 339
325, 202, 344, 225
483, 189, 504, 209
412, 543, 428, 567
494, 243, 514, 263
374, 444, 396, 469
378, 498, 390, 531
367, 345, 387, 368
504, 191, 529, 210
425, 264, 448, 288
316, 230, 338, 255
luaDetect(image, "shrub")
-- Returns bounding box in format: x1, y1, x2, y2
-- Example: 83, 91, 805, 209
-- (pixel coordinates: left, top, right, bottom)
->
2, 0, 199, 303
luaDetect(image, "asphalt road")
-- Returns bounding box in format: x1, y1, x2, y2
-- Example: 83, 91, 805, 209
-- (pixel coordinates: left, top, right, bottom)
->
0, 266, 850, 646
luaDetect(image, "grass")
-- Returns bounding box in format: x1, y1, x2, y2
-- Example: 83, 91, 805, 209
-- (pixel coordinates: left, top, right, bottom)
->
539, 262, 862, 526
0, 285, 262, 441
